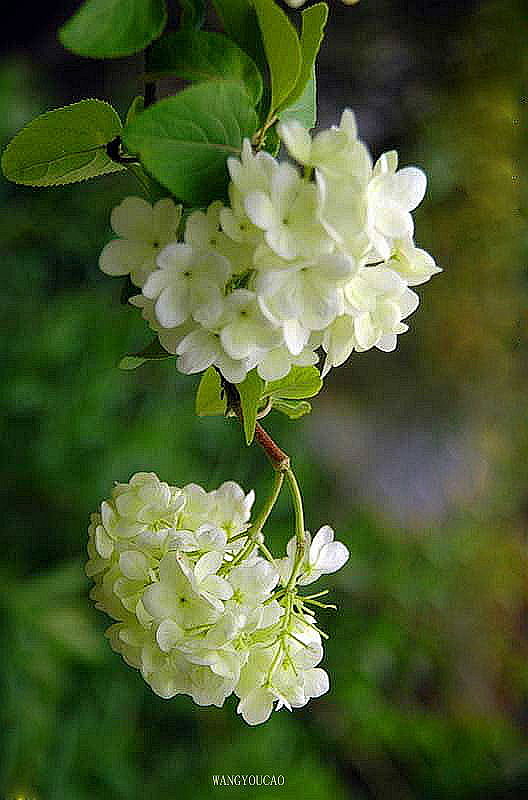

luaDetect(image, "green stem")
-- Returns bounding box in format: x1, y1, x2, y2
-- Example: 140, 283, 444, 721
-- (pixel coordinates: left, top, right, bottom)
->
221, 470, 284, 572
284, 467, 307, 591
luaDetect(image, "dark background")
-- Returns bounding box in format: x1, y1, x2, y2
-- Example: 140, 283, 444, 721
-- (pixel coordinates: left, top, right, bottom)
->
1, 1, 527, 798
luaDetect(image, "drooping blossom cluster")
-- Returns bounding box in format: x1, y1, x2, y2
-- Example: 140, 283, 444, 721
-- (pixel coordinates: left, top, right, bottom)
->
87, 472, 349, 724
99, 111, 440, 383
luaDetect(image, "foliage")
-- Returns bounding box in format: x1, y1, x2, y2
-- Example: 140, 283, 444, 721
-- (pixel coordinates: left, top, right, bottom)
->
1, 0, 527, 796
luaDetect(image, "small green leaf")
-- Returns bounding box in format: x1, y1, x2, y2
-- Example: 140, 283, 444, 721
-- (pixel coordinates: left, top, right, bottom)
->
146, 30, 263, 105
123, 81, 258, 204
273, 398, 312, 419
279, 71, 316, 129
118, 338, 173, 370
253, 0, 302, 113
196, 368, 227, 416
264, 365, 322, 400
59, 0, 168, 59
286, 2, 328, 109
238, 370, 265, 444
1, 99, 124, 186
212, 0, 263, 66
179, 0, 206, 29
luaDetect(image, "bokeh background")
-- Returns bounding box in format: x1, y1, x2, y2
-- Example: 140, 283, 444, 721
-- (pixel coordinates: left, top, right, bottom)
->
1, 1, 527, 798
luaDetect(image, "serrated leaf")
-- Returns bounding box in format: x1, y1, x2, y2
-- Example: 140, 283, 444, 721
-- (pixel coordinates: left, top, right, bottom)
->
212, 0, 263, 66
253, 0, 302, 113
122, 81, 258, 204
118, 338, 173, 370
1, 99, 125, 186
146, 30, 263, 105
59, 0, 167, 59
273, 398, 312, 419
264, 365, 322, 400
279, 71, 316, 129
286, 2, 328, 109
238, 370, 265, 444
196, 367, 227, 416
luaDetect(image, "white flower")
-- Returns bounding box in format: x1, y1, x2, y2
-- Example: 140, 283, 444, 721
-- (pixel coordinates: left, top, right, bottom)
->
184, 200, 245, 264
235, 619, 328, 725
367, 151, 427, 260
101, 110, 439, 385
316, 170, 371, 263
386, 237, 442, 286
128, 295, 196, 356
143, 243, 231, 328
88, 473, 346, 723
141, 643, 192, 698
219, 289, 281, 362
279, 526, 349, 586
244, 162, 332, 260
227, 138, 276, 197
344, 265, 420, 352
178, 551, 233, 612
256, 345, 318, 382
99, 196, 181, 287
279, 110, 371, 184
256, 247, 356, 333
169, 522, 228, 557
210, 481, 255, 538
227, 559, 279, 612
321, 315, 357, 376
175, 327, 253, 384
142, 552, 220, 627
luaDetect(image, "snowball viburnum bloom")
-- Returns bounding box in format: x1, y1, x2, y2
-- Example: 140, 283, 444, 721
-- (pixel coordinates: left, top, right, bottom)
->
99, 196, 182, 287
278, 526, 350, 586
143, 243, 231, 328
87, 473, 349, 724
99, 109, 439, 384
344, 265, 420, 352
244, 163, 332, 260
367, 151, 427, 260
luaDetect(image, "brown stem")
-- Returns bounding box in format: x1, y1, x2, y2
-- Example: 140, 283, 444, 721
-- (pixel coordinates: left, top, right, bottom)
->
221, 376, 290, 471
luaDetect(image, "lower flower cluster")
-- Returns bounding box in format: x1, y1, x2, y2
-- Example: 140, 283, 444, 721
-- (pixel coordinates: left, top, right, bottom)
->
87, 472, 349, 725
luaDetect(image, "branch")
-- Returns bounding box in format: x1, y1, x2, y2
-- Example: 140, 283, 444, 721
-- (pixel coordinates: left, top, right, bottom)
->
221, 377, 290, 471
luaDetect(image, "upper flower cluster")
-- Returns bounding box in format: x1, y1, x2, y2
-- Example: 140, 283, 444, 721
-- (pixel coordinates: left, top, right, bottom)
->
100, 111, 440, 383
87, 472, 349, 725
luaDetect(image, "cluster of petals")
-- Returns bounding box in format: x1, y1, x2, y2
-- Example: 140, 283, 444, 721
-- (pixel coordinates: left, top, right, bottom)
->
87, 472, 349, 724
100, 110, 440, 383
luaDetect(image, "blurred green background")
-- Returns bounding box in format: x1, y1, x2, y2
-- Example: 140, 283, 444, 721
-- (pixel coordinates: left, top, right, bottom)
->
1, 1, 527, 798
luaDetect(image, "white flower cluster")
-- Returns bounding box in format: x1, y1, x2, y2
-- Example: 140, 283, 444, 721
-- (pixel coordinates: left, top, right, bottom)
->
87, 472, 349, 725
100, 111, 440, 383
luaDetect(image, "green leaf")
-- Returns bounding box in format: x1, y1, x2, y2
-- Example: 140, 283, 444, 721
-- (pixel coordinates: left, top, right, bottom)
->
279, 70, 316, 129
212, 0, 263, 66
286, 2, 328, 108
59, 0, 168, 59
253, 0, 302, 113
123, 81, 258, 204
264, 365, 322, 400
1, 99, 125, 186
118, 338, 173, 370
146, 30, 263, 105
196, 368, 227, 416
238, 370, 265, 444
272, 398, 312, 419
179, 0, 206, 29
